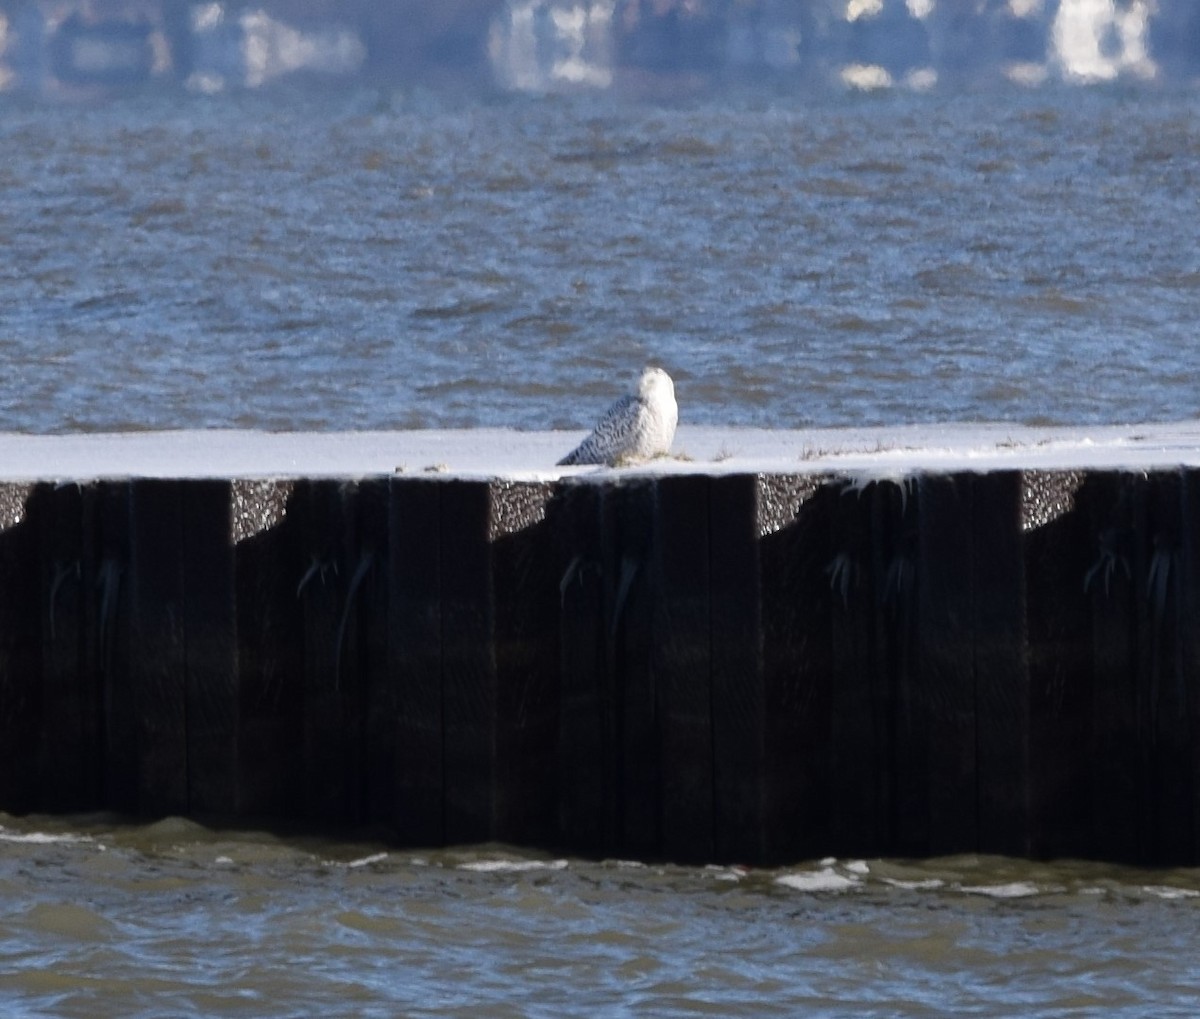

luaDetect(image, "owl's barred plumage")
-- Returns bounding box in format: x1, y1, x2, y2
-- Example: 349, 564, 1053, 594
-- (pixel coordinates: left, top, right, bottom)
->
557, 367, 678, 467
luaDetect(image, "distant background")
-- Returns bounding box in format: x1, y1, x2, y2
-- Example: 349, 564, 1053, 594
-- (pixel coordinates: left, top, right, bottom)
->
0, 0, 1194, 97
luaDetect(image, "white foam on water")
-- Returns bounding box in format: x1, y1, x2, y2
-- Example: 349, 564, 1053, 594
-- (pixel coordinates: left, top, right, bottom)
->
882, 878, 946, 891
458, 858, 569, 874
345, 852, 390, 869
959, 881, 1043, 899
704, 864, 748, 882
775, 866, 861, 893
1141, 885, 1200, 900
0, 826, 93, 845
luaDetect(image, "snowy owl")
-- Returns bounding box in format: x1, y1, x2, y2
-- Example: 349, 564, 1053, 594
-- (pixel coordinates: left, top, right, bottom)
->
557, 367, 678, 467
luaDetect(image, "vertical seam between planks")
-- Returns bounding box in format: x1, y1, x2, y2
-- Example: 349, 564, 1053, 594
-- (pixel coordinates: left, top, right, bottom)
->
707, 478, 717, 860
436, 483, 447, 846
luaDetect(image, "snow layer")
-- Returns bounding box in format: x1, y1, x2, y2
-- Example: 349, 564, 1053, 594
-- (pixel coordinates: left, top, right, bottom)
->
0, 422, 1198, 482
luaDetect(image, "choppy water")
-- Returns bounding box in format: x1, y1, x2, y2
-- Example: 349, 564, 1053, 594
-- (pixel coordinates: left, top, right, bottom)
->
1, 83, 1198, 434
2, 814, 1200, 1018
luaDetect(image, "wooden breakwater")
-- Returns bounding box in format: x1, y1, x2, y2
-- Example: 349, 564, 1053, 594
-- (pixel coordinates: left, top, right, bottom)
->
1, 466, 1200, 865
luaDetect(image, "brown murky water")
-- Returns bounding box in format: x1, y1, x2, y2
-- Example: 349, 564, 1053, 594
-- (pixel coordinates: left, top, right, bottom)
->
2, 814, 1199, 1016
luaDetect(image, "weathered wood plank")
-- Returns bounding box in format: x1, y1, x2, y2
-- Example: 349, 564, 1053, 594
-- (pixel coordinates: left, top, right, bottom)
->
555, 481, 609, 852
128, 480, 188, 815
234, 480, 301, 819
356, 479, 392, 829
439, 480, 495, 844
182, 480, 238, 817
710, 474, 763, 863
827, 479, 890, 856
606, 480, 657, 857
654, 474, 713, 863
1181, 472, 1200, 864
92, 482, 136, 812
759, 476, 834, 863
492, 481, 559, 846
0, 485, 39, 813
972, 472, 1029, 857
294, 480, 358, 825
35, 482, 100, 812
917, 474, 977, 855
1081, 472, 1141, 861
389, 479, 444, 845
1140, 471, 1191, 864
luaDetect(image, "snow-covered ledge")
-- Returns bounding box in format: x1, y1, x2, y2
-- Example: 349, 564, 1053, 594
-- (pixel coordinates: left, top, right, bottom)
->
0, 420, 1198, 481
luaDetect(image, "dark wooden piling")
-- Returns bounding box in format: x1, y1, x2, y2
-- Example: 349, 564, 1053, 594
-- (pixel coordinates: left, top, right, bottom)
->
1182, 472, 1200, 864
0, 484, 38, 813
753, 477, 820, 859
180, 480, 239, 817
3, 465, 1200, 865
491, 481, 559, 847
915, 473, 978, 856
653, 474, 713, 863
912, 472, 1029, 857
971, 472, 1029, 857
233, 479, 301, 820
1024, 469, 1092, 859
35, 482, 99, 812
555, 480, 608, 852
128, 480, 191, 816
826, 477, 893, 857
437, 480, 494, 844
1137, 471, 1195, 863
709, 473, 765, 863
603, 479, 658, 857
96, 481, 135, 814
388, 478, 443, 844
291, 480, 358, 826
353, 478, 392, 830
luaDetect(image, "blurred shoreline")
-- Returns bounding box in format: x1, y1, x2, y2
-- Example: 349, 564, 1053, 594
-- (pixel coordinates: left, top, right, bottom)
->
0, 0, 1194, 98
